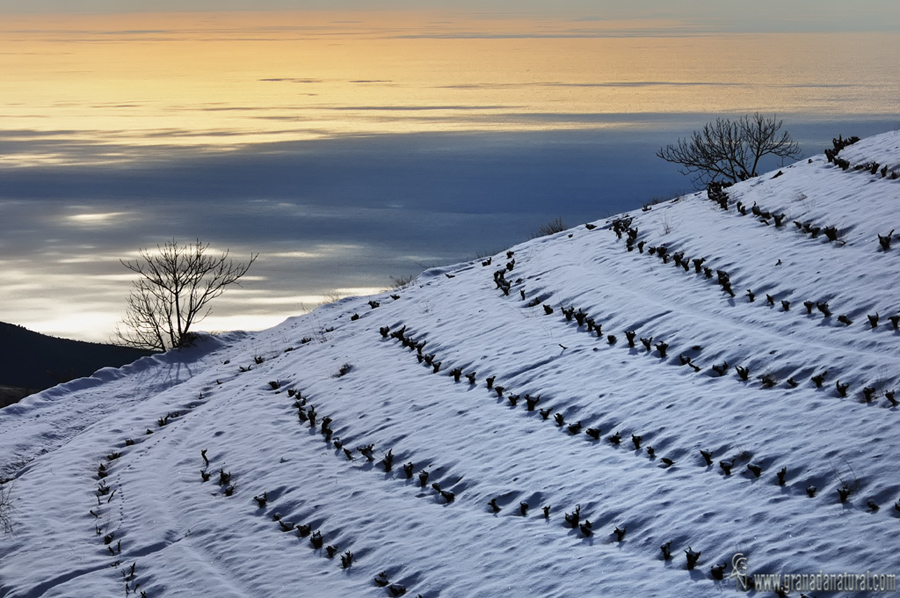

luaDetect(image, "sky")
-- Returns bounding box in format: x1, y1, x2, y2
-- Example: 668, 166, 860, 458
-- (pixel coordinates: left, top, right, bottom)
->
1, 0, 899, 33
1, 3, 899, 343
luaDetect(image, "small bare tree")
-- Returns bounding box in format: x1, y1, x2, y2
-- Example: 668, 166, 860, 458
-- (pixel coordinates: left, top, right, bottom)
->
657, 113, 800, 186
115, 240, 257, 351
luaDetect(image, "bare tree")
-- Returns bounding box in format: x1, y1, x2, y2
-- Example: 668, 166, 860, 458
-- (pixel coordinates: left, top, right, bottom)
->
657, 113, 801, 186
115, 240, 258, 351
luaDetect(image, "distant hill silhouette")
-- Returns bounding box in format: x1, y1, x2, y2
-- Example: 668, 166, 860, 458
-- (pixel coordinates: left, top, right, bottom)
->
0, 322, 151, 406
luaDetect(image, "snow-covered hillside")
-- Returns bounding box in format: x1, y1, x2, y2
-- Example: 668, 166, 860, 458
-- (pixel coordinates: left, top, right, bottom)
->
2, 132, 900, 598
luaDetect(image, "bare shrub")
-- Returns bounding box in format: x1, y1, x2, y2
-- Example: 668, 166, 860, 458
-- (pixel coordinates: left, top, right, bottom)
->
318, 290, 347, 306
535, 217, 567, 237
0, 482, 13, 536
389, 274, 416, 289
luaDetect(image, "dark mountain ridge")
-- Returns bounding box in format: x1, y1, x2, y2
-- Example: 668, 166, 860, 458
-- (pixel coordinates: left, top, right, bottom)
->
0, 321, 150, 406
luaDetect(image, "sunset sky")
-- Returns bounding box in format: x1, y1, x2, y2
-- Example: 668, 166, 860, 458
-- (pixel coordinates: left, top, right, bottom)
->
1, 2, 898, 342
2, 0, 899, 32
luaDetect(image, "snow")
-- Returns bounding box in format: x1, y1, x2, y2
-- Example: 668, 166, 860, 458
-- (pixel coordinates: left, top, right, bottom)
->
2, 131, 900, 597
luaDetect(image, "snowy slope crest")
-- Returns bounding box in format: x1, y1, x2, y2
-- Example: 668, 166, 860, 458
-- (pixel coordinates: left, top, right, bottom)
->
2, 132, 900, 597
